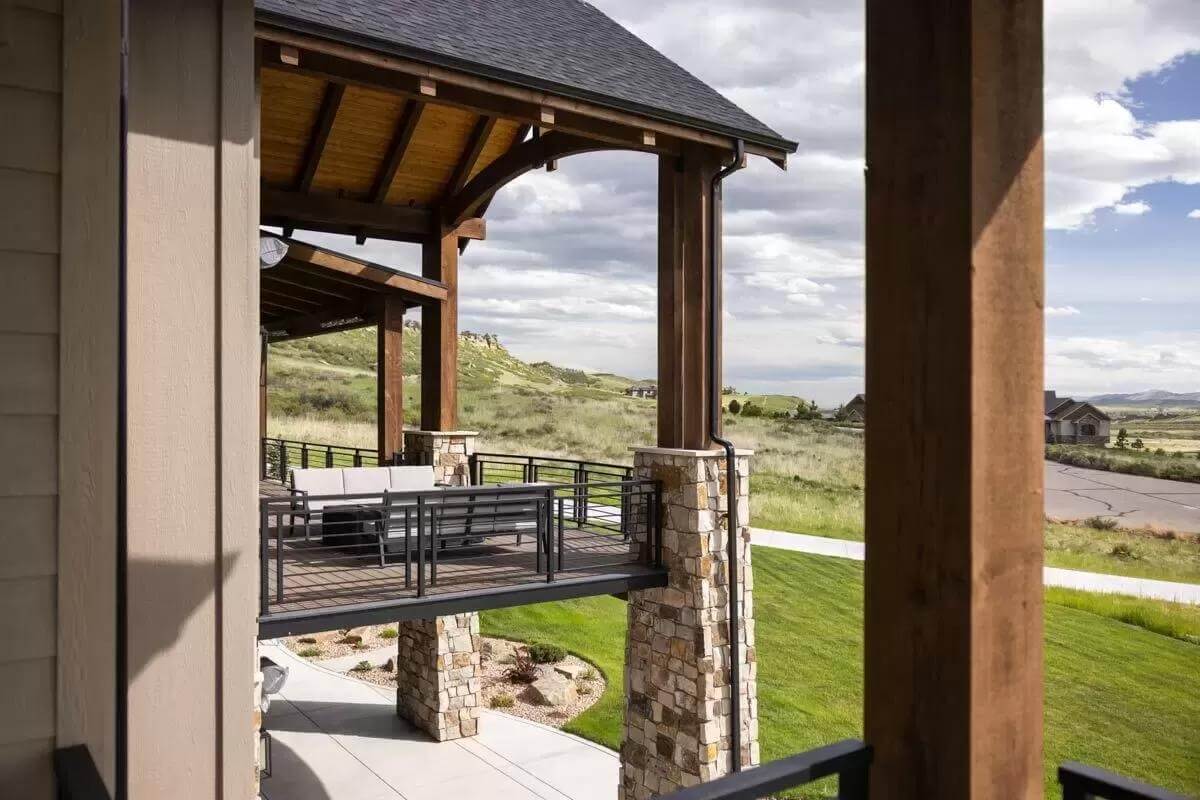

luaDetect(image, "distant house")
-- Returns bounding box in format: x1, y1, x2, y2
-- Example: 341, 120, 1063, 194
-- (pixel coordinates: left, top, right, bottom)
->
1045, 390, 1111, 445
625, 385, 658, 399
840, 394, 866, 423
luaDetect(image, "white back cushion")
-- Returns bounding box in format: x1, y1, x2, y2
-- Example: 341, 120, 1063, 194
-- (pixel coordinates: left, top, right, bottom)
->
388, 466, 436, 492
292, 468, 345, 497
342, 467, 392, 495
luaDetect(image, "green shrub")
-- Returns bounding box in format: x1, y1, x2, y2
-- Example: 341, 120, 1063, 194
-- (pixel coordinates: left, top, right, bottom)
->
1084, 516, 1119, 531
297, 636, 317, 644
1109, 542, 1141, 561
527, 642, 567, 664
727, 398, 742, 414
350, 660, 372, 672
298, 646, 322, 658
580, 666, 599, 681
378, 628, 398, 639
741, 402, 764, 418
490, 693, 515, 709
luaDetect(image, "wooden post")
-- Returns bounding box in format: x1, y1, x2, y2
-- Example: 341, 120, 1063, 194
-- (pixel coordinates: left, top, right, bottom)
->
260, 331, 268, 470
421, 225, 458, 431
377, 295, 405, 463
864, 1, 1044, 799
657, 145, 721, 450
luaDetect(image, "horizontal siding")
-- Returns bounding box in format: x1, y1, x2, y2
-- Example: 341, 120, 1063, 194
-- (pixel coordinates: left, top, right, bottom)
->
0, 497, 56, 580
0, 252, 57, 334
0, 6, 61, 93
0, 737, 55, 798
0, 6, 61, 797
0, 334, 57, 414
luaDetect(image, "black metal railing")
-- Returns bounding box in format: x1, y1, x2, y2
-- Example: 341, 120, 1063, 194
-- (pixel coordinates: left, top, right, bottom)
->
54, 746, 111, 800
470, 452, 635, 527
654, 740, 871, 800
259, 478, 661, 618
1059, 763, 1194, 800
261, 436, 381, 482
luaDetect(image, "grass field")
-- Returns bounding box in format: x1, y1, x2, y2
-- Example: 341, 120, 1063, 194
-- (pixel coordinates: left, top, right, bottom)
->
482, 548, 1200, 799
1046, 442, 1200, 483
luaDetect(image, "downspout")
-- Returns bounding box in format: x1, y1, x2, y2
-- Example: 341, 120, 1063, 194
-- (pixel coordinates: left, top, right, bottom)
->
709, 139, 746, 771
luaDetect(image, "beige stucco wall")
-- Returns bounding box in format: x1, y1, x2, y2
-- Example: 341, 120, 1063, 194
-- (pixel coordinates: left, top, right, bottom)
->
0, 2, 64, 796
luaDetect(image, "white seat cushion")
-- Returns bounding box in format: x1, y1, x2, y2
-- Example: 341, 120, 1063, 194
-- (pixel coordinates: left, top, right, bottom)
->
292, 468, 345, 497
342, 467, 392, 496
388, 466, 436, 492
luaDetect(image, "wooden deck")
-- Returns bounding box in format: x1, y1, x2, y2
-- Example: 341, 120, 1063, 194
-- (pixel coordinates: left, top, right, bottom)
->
257, 479, 665, 634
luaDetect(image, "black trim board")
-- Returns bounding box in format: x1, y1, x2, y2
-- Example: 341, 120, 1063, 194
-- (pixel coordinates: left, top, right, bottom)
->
257, 568, 669, 639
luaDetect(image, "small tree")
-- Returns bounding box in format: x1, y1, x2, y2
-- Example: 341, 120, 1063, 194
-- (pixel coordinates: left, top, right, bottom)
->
1114, 428, 1129, 449
1132, 438, 1145, 450
728, 398, 742, 415
741, 401, 764, 418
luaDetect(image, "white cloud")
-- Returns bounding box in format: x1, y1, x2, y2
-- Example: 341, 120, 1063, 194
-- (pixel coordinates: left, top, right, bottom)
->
1189, 209, 1200, 219
1112, 201, 1151, 216
1046, 305, 1083, 317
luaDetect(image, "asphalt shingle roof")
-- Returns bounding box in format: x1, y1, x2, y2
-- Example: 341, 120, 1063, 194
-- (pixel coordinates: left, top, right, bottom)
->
256, 0, 796, 152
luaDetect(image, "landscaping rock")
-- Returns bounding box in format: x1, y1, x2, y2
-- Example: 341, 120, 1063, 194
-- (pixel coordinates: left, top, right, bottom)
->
554, 663, 587, 680
529, 673, 577, 707
484, 638, 518, 664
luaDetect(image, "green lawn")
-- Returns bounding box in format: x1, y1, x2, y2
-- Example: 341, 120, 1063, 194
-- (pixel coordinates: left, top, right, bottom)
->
1044, 522, 1200, 584
482, 549, 1200, 799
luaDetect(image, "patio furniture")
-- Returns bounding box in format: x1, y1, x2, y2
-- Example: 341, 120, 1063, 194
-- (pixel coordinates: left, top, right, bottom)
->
288, 465, 437, 540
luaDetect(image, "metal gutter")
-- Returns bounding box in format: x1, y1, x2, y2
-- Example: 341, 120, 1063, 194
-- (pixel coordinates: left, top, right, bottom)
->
709, 139, 746, 771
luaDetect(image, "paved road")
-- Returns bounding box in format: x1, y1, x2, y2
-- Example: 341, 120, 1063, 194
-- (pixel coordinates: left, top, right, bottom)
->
751, 529, 1200, 604
1045, 461, 1200, 533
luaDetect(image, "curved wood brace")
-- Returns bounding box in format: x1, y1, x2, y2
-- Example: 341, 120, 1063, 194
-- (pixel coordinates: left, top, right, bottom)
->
443, 132, 641, 226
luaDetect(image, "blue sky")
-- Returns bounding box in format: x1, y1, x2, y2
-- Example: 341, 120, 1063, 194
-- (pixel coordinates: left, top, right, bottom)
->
295, 1, 1200, 406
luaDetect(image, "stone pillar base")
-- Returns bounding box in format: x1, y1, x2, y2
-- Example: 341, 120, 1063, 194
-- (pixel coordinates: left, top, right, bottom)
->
395, 612, 482, 741
402, 430, 478, 486
620, 447, 757, 800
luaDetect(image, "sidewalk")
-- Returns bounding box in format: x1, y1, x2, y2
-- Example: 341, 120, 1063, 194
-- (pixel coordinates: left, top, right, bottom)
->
260, 643, 618, 800
751, 528, 1200, 605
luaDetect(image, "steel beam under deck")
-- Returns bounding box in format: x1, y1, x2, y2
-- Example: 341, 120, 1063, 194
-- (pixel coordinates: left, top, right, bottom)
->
257, 566, 668, 639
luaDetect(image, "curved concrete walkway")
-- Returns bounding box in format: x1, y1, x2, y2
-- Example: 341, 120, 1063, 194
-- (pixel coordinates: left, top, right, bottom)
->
260, 643, 617, 800
752, 528, 1200, 605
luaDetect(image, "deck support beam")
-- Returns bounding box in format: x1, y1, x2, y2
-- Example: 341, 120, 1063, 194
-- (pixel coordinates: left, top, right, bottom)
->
377, 295, 405, 464
656, 146, 722, 450
421, 226, 459, 431
863, 0, 1044, 798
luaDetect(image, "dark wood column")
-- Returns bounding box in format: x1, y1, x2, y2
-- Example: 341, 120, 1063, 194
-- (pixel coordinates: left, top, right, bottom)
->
421, 226, 458, 431
377, 295, 405, 462
657, 145, 722, 450
260, 331, 268, 468
864, 1, 1044, 799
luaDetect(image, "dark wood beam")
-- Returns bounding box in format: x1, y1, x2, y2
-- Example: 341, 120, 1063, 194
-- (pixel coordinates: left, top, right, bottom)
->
261, 288, 321, 313
461, 123, 530, 253
263, 300, 375, 342
296, 82, 345, 193
369, 99, 425, 204
377, 295, 405, 463
261, 270, 357, 302
421, 227, 458, 431
446, 115, 497, 197
863, 0, 1044, 797
283, 240, 450, 303
444, 131, 632, 226
263, 186, 435, 238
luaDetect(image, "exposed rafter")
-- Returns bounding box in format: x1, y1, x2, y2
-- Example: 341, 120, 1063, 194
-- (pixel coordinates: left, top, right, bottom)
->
446, 115, 497, 197
369, 99, 425, 204
296, 82, 345, 193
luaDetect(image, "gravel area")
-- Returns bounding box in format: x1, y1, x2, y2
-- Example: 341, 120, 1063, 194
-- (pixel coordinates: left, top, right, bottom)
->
287, 631, 605, 729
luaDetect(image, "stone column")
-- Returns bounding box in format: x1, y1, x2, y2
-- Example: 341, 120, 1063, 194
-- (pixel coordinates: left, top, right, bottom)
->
402, 430, 478, 486
620, 447, 757, 799
395, 612, 483, 741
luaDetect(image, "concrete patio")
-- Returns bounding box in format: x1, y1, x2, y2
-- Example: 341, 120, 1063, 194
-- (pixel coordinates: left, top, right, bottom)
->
260, 643, 618, 800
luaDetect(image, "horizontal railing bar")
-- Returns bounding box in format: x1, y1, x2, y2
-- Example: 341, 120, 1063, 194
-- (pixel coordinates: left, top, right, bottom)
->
653, 740, 871, 800
1059, 763, 1193, 800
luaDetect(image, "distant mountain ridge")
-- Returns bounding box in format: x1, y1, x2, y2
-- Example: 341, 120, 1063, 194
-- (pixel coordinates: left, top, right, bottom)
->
1088, 390, 1200, 407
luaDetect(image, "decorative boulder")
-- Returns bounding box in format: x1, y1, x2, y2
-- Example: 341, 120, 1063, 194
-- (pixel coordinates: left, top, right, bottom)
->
554, 663, 587, 680
529, 673, 577, 707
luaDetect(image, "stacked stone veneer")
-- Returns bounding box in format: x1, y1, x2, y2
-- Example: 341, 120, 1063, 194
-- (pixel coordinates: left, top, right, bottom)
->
395, 612, 482, 741
402, 430, 477, 486
620, 447, 757, 799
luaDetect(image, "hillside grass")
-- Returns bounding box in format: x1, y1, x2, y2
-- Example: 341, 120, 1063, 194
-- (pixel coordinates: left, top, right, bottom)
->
482, 548, 1200, 799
